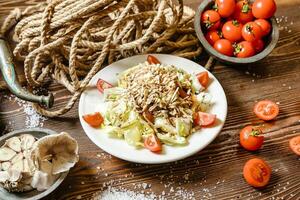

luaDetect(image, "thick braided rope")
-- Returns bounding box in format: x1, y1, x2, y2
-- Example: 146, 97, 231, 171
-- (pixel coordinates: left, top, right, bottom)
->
1, 0, 202, 117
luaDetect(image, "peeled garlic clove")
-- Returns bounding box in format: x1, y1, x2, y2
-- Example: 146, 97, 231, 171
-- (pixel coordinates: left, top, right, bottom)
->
0, 171, 9, 182
5, 137, 21, 152
7, 169, 22, 182
20, 134, 36, 151
11, 152, 24, 164
1, 162, 11, 171
10, 159, 24, 172
31, 170, 57, 191
23, 158, 30, 173
0, 147, 16, 161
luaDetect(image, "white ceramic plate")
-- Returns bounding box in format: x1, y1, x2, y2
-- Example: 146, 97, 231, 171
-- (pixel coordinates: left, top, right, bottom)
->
79, 54, 227, 164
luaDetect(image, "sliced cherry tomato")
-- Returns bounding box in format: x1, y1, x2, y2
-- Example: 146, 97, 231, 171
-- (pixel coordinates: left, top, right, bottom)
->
213, 39, 234, 56
240, 126, 264, 151
194, 112, 216, 127
235, 41, 255, 58
196, 71, 209, 88
83, 112, 104, 127
289, 136, 300, 156
201, 10, 221, 30
222, 20, 243, 42
243, 158, 271, 188
252, 0, 276, 19
253, 100, 279, 121
97, 78, 113, 93
254, 19, 271, 36
205, 30, 222, 46
143, 110, 154, 124
251, 39, 264, 53
215, 0, 236, 18
147, 55, 160, 64
144, 135, 162, 152
242, 22, 263, 42
233, 0, 254, 24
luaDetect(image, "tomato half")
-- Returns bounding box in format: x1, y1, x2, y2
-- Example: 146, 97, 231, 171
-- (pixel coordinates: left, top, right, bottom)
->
240, 126, 264, 151
251, 39, 264, 53
254, 19, 271, 36
252, 0, 276, 19
222, 20, 243, 42
83, 112, 104, 127
233, 0, 254, 24
194, 112, 216, 127
253, 100, 279, 121
214, 39, 234, 56
235, 41, 255, 58
144, 135, 162, 152
242, 22, 263, 42
97, 78, 113, 93
243, 158, 271, 188
201, 10, 221, 30
289, 136, 300, 156
205, 30, 222, 46
147, 55, 161, 64
215, 0, 236, 18
196, 71, 209, 88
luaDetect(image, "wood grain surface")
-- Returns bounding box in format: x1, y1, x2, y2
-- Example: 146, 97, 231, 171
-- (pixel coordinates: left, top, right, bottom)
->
0, 0, 299, 199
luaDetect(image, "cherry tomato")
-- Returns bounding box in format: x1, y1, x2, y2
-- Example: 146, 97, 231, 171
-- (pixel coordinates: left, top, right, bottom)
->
215, 0, 236, 18
255, 19, 271, 36
201, 10, 221, 30
243, 158, 271, 188
251, 39, 264, 53
233, 0, 254, 24
235, 41, 255, 58
143, 110, 154, 123
83, 112, 104, 127
194, 112, 216, 127
254, 100, 279, 121
97, 78, 113, 93
252, 0, 277, 19
144, 135, 162, 152
213, 39, 234, 56
196, 71, 209, 88
289, 136, 300, 156
222, 20, 243, 42
205, 30, 222, 46
242, 22, 263, 42
147, 55, 160, 64
240, 126, 264, 151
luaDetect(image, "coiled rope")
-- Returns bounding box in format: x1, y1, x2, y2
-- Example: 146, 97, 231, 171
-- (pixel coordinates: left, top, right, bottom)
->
0, 0, 202, 117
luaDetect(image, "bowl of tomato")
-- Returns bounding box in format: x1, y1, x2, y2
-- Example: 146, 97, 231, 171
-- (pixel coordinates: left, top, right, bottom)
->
194, 0, 279, 64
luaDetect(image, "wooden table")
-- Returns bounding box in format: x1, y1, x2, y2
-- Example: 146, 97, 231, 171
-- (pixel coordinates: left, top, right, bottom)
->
0, 0, 299, 199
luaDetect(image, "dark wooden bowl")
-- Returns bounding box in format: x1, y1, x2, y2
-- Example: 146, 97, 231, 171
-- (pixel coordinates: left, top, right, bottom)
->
194, 0, 279, 65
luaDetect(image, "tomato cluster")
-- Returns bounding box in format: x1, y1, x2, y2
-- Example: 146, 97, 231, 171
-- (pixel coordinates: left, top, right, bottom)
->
201, 0, 276, 58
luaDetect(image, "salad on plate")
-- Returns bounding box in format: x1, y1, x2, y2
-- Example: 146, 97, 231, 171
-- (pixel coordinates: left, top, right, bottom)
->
82, 55, 217, 153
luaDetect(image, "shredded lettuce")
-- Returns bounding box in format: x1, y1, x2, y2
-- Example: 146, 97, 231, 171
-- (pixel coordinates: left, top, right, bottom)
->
157, 132, 187, 145
176, 118, 191, 137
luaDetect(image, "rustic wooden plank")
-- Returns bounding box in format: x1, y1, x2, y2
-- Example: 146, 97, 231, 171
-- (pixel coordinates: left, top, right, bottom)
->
0, 0, 299, 200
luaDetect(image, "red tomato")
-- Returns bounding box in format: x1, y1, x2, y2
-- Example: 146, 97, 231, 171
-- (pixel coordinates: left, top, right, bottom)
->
233, 0, 254, 24
213, 39, 234, 56
235, 41, 255, 58
194, 112, 216, 127
240, 126, 264, 151
196, 71, 209, 88
251, 39, 264, 53
242, 22, 263, 42
97, 78, 113, 93
289, 136, 300, 156
243, 158, 271, 188
252, 0, 276, 19
147, 55, 160, 64
83, 112, 104, 127
205, 30, 222, 46
253, 100, 279, 121
254, 19, 271, 36
144, 135, 162, 152
201, 10, 221, 30
222, 20, 243, 42
215, 0, 236, 18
